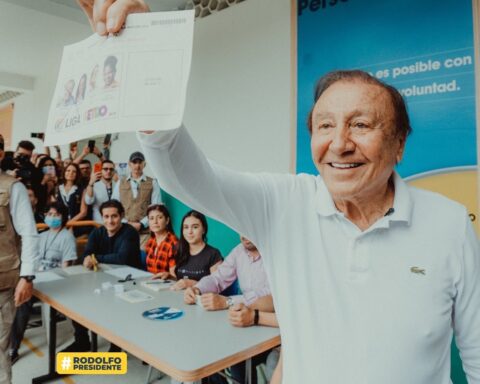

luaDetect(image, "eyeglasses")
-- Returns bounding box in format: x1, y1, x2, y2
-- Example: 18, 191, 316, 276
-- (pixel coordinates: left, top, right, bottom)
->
102, 168, 114, 171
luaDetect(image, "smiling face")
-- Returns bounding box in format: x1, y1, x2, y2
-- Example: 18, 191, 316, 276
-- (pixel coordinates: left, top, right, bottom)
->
182, 216, 205, 246
310, 80, 405, 202
103, 64, 116, 87
102, 207, 123, 236
64, 164, 78, 183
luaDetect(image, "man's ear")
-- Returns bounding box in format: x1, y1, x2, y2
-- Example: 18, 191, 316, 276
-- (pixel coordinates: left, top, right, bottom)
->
395, 137, 406, 164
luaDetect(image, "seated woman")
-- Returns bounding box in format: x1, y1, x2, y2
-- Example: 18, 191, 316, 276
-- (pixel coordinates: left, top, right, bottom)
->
171, 210, 222, 290
145, 204, 178, 279
9, 202, 77, 363
56, 162, 88, 236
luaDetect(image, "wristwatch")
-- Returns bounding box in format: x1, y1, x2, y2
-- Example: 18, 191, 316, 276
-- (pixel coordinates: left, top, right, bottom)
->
20, 275, 35, 283
226, 297, 234, 308
253, 309, 260, 325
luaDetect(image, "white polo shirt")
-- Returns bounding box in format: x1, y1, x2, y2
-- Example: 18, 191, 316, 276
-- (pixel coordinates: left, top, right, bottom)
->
138, 126, 480, 384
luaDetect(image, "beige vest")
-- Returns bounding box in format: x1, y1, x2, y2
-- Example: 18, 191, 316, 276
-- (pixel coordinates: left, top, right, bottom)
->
119, 176, 153, 223
0, 173, 20, 290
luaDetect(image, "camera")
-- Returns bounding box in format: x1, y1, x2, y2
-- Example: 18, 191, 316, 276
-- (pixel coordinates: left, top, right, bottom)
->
14, 154, 33, 181
1, 152, 33, 182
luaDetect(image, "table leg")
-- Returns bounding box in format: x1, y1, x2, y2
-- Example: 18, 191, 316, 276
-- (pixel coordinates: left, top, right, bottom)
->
32, 306, 61, 384
91, 331, 98, 352
245, 357, 252, 384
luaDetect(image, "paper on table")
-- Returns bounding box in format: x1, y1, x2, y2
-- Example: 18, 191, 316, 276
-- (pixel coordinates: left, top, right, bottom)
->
116, 290, 154, 303
35, 271, 64, 283
141, 279, 174, 292
44, 10, 194, 146
104, 267, 152, 280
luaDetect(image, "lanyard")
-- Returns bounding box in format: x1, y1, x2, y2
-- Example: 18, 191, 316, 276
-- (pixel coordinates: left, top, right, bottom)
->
106, 185, 112, 200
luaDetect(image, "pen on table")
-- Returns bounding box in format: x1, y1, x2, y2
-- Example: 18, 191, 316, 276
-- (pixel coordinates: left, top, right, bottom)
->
90, 254, 98, 272
144, 280, 172, 285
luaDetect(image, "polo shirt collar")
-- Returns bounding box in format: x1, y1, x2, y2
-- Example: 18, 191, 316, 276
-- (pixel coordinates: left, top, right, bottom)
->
314, 176, 339, 217
315, 172, 413, 226
127, 173, 147, 182
388, 171, 412, 225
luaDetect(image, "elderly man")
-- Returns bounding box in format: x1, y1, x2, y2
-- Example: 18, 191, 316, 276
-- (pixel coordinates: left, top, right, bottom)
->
78, 3, 480, 383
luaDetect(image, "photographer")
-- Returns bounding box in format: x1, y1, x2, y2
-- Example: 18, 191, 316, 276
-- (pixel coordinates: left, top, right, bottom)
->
2, 141, 42, 189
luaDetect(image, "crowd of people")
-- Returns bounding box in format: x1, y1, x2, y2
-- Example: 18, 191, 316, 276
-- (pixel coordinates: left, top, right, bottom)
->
0, 135, 280, 384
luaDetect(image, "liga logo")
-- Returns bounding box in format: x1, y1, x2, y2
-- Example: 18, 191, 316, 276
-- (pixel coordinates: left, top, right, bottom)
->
56, 352, 127, 375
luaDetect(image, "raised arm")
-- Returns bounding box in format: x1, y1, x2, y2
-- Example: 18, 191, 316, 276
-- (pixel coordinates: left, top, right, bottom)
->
138, 127, 271, 247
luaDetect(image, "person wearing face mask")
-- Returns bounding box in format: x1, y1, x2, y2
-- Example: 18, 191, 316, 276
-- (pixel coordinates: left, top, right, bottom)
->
37, 155, 59, 211
8, 202, 76, 364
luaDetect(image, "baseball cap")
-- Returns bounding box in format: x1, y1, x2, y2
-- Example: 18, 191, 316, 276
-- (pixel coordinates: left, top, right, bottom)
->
129, 151, 145, 162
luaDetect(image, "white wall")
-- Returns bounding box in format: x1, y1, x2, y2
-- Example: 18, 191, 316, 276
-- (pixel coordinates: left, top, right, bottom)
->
0, 1, 90, 153
0, 0, 293, 174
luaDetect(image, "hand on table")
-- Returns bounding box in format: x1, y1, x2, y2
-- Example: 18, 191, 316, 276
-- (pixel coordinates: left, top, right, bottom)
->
200, 293, 228, 311
83, 255, 97, 270
77, 0, 150, 35
152, 272, 170, 281
170, 278, 196, 291
228, 303, 255, 327
184, 287, 200, 304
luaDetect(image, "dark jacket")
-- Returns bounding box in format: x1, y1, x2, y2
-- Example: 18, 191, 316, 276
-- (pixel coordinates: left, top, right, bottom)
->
83, 223, 141, 268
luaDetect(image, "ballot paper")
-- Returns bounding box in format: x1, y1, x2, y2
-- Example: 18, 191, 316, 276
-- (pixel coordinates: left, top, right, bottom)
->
141, 279, 174, 292
116, 289, 154, 303
45, 10, 194, 146
104, 266, 152, 280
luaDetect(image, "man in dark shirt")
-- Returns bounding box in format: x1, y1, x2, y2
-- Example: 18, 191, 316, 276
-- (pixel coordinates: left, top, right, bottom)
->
83, 199, 141, 268
62, 199, 141, 352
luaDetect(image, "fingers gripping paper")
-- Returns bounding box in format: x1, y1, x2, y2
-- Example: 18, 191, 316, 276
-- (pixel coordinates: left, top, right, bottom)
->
45, 11, 194, 146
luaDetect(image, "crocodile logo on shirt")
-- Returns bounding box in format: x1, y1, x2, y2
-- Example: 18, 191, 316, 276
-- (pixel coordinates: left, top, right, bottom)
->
410, 266, 426, 275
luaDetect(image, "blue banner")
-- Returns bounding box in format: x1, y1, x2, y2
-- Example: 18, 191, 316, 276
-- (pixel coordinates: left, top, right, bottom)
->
297, 0, 476, 178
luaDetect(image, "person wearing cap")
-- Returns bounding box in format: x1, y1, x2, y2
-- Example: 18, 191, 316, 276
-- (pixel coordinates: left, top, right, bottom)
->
0, 134, 39, 384
111, 151, 162, 245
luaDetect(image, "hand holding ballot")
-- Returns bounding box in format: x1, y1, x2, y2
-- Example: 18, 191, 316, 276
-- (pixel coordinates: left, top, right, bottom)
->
77, 0, 150, 35
44, 3, 194, 146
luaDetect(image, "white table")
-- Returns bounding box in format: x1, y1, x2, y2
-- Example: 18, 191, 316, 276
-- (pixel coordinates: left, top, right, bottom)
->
31, 266, 280, 383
